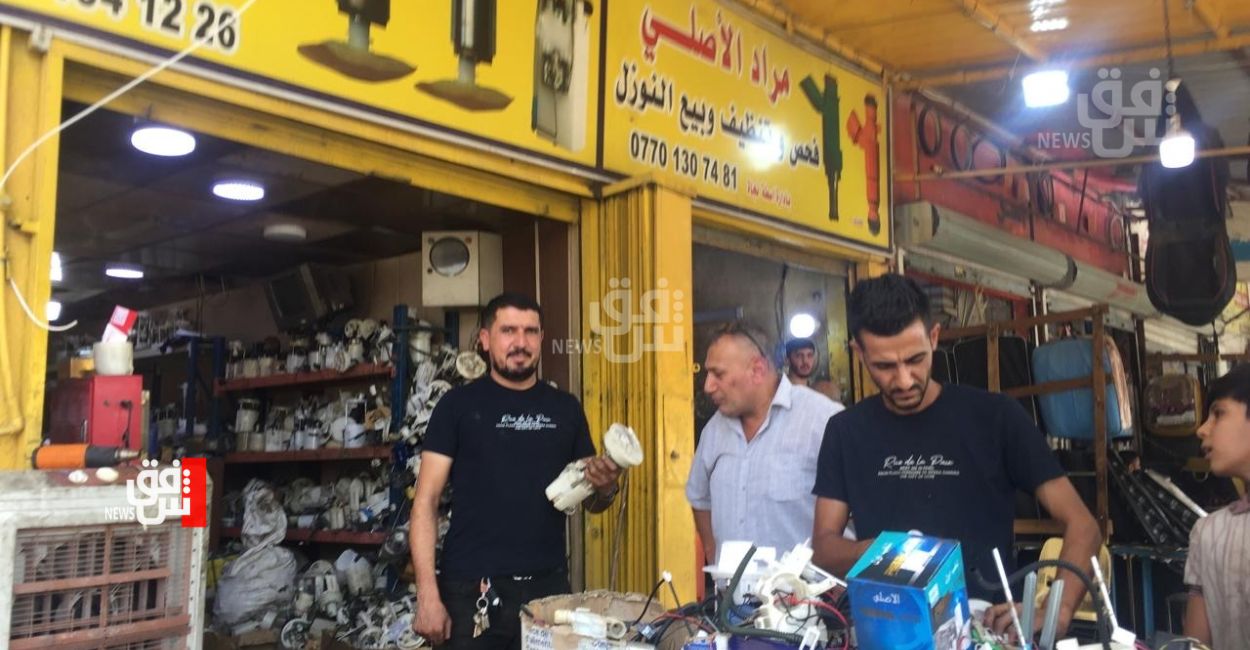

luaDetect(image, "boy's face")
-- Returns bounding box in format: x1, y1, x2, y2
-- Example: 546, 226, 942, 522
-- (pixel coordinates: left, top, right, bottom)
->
1196, 397, 1250, 478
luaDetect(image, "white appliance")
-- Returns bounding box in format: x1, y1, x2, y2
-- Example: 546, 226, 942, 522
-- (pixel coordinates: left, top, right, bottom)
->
0, 470, 208, 650
421, 231, 503, 307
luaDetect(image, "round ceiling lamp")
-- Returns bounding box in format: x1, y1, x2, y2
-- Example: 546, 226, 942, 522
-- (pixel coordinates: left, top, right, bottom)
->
130, 125, 197, 157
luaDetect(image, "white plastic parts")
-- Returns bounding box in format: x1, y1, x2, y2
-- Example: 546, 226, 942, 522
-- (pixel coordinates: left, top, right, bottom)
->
553, 608, 628, 640
603, 423, 644, 468
545, 423, 644, 514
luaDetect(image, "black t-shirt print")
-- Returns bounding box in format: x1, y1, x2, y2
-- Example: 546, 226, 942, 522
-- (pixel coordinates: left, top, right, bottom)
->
814, 384, 1065, 600
423, 375, 597, 579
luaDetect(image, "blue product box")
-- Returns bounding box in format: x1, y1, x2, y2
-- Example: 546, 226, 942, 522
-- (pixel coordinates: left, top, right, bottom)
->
846, 532, 972, 650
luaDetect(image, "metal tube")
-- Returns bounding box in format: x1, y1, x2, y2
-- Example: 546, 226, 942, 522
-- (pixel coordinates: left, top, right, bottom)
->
1020, 571, 1038, 650
348, 14, 370, 50
1039, 580, 1065, 650
903, 144, 1250, 182
458, 57, 476, 84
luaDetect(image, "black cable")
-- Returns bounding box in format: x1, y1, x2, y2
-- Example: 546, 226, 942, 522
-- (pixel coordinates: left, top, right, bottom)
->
970, 559, 1112, 650
628, 579, 665, 630
949, 120, 973, 171
120, 400, 135, 450
917, 103, 943, 158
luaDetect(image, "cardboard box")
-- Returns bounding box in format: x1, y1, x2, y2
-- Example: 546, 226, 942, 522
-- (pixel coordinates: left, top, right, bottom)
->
846, 532, 971, 650
57, 356, 94, 380
522, 590, 666, 650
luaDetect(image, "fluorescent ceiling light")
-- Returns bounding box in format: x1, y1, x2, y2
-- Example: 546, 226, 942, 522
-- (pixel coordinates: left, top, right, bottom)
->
1030, 17, 1069, 32
130, 126, 197, 157
264, 223, 308, 242
46, 300, 62, 322
212, 179, 266, 202
105, 264, 144, 280
50, 251, 63, 283
789, 313, 818, 339
1022, 70, 1070, 108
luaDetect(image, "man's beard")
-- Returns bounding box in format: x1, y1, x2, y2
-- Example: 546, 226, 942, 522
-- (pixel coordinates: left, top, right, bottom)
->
493, 353, 537, 382
881, 377, 929, 412
792, 366, 814, 380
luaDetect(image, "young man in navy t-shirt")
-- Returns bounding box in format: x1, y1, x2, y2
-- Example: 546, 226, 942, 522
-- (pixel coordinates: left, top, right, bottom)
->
811, 273, 1101, 644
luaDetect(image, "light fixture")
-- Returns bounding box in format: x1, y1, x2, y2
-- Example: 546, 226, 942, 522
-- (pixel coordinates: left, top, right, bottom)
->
46, 300, 62, 322
130, 125, 197, 157
1030, 17, 1069, 32
1159, 80, 1195, 169
105, 264, 144, 280
212, 178, 266, 202
789, 313, 818, 339
1022, 70, 1070, 108
263, 223, 308, 243
1156, 2, 1193, 169
1159, 123, 1195, 168
50, 251, 63, 283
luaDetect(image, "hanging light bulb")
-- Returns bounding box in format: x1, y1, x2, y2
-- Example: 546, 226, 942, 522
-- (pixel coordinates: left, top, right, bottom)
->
1159, 120, 1195, 169
1159, 79, 1195, 169
1022, 70, 1070, 108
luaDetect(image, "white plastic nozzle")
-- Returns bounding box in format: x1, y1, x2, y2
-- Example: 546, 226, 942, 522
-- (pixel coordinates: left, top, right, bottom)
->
604, 423, 644, 468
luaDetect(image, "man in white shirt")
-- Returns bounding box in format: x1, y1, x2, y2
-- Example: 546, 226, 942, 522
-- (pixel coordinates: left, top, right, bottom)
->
686, 322, 843, 564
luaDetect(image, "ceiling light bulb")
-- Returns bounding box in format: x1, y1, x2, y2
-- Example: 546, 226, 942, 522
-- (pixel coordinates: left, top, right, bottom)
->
789, 313, 819, 339
1160, 130, 1195, 168
264, 223, 308, 242
1022, 70, 1070, 108
213, 179, 266, 202
130, 126, 197, 157
50, 251, 63, 283
46, 300, 62, 322
105, 264, 144, 280
1030, 17, 1069, 32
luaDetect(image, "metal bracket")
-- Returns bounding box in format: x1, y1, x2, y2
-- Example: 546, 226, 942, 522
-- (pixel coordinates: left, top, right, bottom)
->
29, 25, 52, 54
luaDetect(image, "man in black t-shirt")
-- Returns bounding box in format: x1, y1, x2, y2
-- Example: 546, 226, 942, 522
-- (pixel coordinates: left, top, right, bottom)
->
811, 274, 1101, 644
411, 293, 622, 650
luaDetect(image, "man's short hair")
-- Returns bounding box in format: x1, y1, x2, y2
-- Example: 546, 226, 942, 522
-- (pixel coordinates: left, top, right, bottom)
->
848, 273, 932, 342
1206, 363, 1250, 415
482, 292, 544, 330
710, 321, 776, 367
785, 338, 816, 356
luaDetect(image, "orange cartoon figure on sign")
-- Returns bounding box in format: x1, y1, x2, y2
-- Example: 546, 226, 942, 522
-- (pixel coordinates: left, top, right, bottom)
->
846, 94, 881, 236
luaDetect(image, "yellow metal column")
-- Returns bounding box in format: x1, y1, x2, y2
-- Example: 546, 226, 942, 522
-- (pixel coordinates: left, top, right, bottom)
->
850, 259, 891, 402
581, 180, 696, 606
0, 27, 62, 468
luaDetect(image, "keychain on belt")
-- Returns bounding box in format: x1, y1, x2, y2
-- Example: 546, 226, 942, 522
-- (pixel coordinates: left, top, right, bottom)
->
473, 578, 501, 638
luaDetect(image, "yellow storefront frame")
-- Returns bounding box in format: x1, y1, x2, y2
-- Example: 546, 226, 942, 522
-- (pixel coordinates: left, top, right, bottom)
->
0, 17, 893, 605
1, 30, 593, 463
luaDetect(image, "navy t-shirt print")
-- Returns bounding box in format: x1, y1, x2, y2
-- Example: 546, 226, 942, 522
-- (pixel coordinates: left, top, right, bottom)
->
424, 375, 596, 578
814, 384, 1064, 600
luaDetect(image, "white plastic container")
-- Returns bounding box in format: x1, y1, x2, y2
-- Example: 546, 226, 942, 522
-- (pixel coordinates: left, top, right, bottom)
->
92, 341, 134, 376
